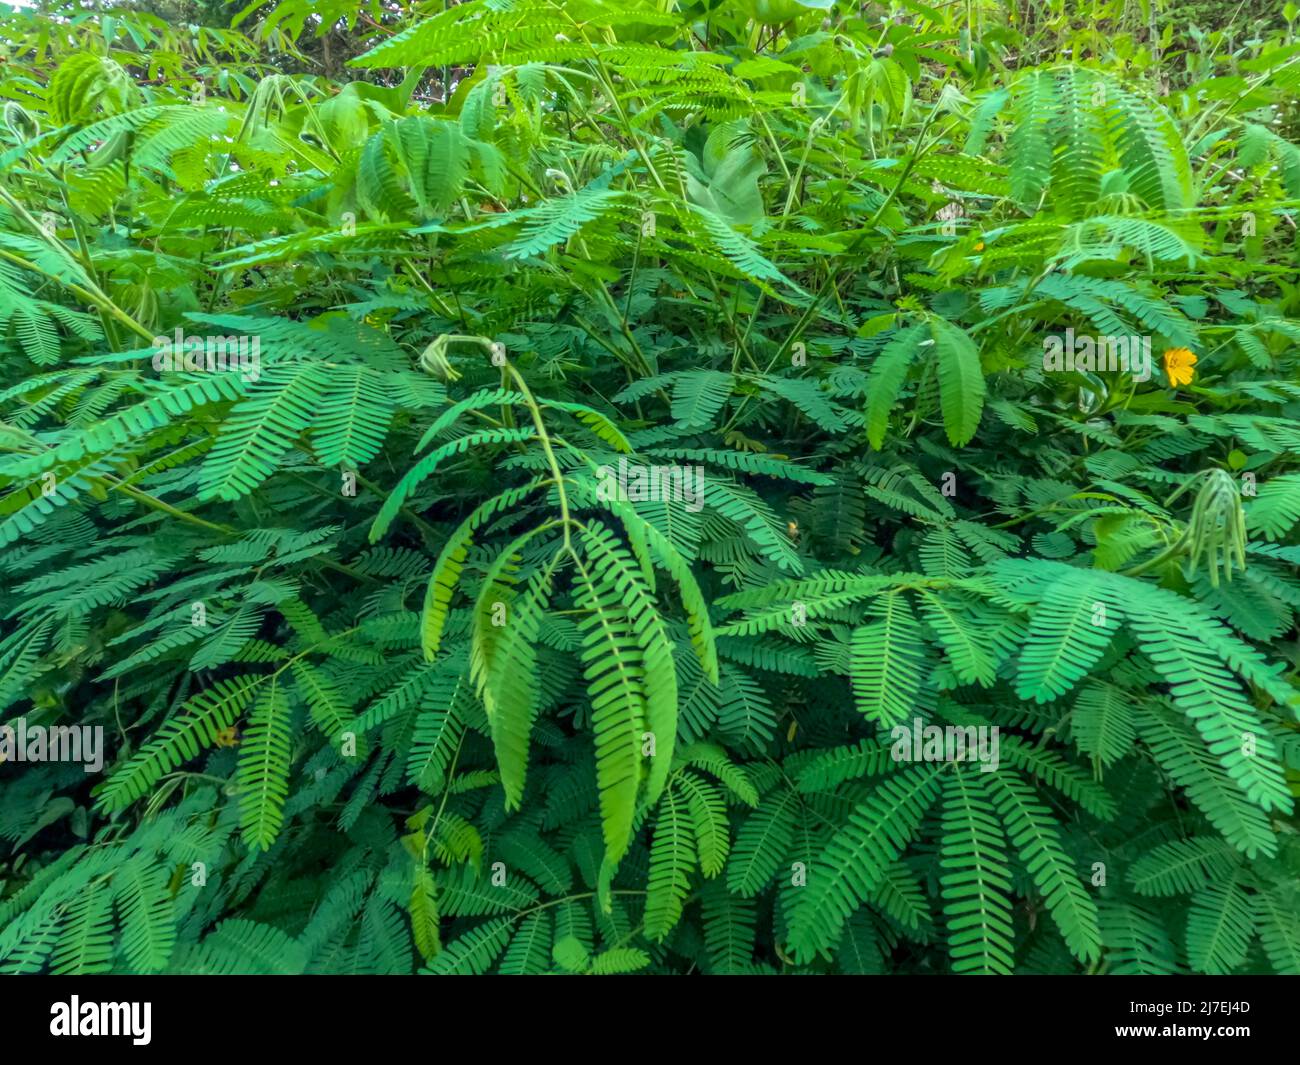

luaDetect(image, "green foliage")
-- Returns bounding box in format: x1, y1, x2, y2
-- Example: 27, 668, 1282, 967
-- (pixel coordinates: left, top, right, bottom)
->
2, 0, 1299, 977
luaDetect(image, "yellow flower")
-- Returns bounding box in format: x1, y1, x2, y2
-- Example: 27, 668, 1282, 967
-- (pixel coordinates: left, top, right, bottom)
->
973, 241, 985, 252
1163, 347, 1197, 387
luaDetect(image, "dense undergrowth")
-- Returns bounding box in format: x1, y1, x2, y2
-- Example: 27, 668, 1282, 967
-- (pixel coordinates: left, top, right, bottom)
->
1, 0, 1300, 975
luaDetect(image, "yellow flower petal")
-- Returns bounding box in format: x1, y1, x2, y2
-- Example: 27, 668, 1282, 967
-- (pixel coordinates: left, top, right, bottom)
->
1162, 347, 1197, 387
